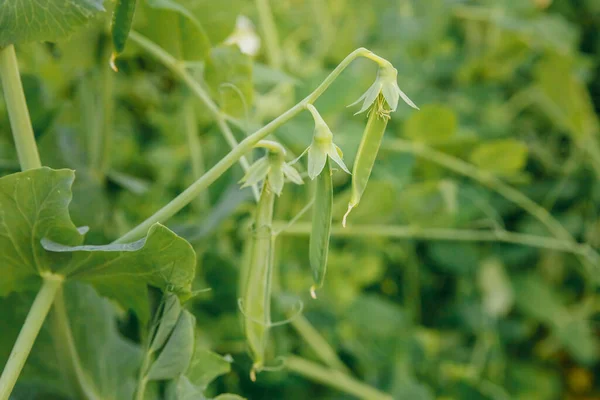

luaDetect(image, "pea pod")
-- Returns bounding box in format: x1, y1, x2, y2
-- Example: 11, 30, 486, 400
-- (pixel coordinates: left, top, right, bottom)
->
309, 159, 333, 299
240, 183, 275, 380
343, 104, 389, 226
111, 0, 137, 55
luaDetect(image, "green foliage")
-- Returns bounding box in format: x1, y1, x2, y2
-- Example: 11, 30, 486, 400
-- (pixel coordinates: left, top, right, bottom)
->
1, 0, 600, 399
0, 0, 105, 46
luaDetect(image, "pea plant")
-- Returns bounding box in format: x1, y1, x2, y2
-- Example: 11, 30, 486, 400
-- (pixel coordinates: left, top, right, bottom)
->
0, 1, 417, 399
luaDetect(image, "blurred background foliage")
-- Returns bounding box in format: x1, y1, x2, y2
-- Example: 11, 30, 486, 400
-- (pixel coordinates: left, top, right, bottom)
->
1, 0, 600, 399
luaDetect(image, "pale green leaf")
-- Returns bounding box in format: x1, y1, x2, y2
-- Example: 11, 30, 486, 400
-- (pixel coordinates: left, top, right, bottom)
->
185, 348, 231, 389
150, 293, 183, 352
404, 104, 457, 144
147, 310, 196, 380
469, 139, 528, 175
0, 0, 105, 46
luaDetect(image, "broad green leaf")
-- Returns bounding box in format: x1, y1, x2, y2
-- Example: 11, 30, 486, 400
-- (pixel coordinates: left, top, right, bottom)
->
397, 180, 458, 227
309, 159, 333, 295
137, 0, 209, 62
42, 223, 196, 320
0, 0, 105, 46
204, 45, 253, 117
185, 348, 231, 389
0, 282, 141, 399
150, 293, 183, 352
469, 139, 528, 175
555, 319, 598, 365
147, 309, 195, 380
403, 104, 457, 144
0, 168, 83, 296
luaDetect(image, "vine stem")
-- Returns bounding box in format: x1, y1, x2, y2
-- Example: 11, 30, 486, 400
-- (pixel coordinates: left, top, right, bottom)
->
0, 45, 42, 170
0, 274, 63, 400
50, 288, 101, 400
385, 139, 598, 271
116, 46, 377, 243
273, 222, 596, 261
286, 356, 393, 400
127, 31, 260, 201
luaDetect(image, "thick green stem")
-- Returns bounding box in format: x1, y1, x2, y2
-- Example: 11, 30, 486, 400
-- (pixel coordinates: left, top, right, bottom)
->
255, 0, 283, 69
274, 222, 597, 262
286, 356, 393, 400
99, 49, 115, 176
50, 288, 101, 400
0, 45, 42, 170
128, 31, 260, 200
0, 275, 63, 400
116, 46, 375, 243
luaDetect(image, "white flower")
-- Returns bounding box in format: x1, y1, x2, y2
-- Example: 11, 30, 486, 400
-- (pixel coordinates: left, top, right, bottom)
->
239, 141, 303, 196
305, 105, 350, 180
349, 62, 418, 115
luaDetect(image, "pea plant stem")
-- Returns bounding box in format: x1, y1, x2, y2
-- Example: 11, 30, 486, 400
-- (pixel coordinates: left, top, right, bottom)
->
0, 45, 42, 170
274, 222, 595, 260
183, 100, 210, 211
116, 46, 376, 243
286, 356, 393, 400
50, 288, 101, 400
385, 139, 599, 271
127, 31, 260, 201
0, 275, 63, 400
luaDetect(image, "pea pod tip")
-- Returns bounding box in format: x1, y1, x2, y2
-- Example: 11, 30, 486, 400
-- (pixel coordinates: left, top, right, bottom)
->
342, 204, 355, 228
310, 285, 318, 299
109, 53, 119, 72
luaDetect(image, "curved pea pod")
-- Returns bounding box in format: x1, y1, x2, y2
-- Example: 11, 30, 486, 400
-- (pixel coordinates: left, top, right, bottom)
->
309, 159, 333, 299
343, 108, 389, 227
111, 0, 137, 58
240, 184, 275, 380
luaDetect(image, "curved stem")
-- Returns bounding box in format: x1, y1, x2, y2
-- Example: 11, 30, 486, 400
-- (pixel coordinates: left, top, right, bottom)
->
286, 355, 393, 400
274, 222, 596, 261
115, 46, 375, 243
385, 139, 598, 272
127, 31, 260, 201
0, 45, 41, 170
0, 275, 63, 400
50, 288, 101, 400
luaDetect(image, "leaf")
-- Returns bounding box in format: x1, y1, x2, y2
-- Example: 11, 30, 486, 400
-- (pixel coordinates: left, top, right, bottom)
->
147, 309, 196, 380
185, 348, 231, 389
0, 282, 142, 399
42, 223, 197, 320
204, 45, 254, 117
144, 0, 211, 60
0, 168, 83, 296
469, 139, 528, 175
309, 159, 333, 295
403, 104, 457, 144
513, 274, 564, 324
0, 0, 105, 46
150, 293, 183, 352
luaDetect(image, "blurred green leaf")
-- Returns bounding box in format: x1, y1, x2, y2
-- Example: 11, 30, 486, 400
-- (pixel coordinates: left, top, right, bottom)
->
403, 104, 457, 144
0, 0, 104, 46
469, 139, 528, 175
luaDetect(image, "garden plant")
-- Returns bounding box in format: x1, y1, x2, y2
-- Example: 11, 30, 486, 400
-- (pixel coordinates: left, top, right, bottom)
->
1, 0, 600, 399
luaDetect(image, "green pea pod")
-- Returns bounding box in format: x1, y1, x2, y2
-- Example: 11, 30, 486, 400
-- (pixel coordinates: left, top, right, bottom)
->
111, 0, 137, 55
309, 159, 333, 299
240, 183, 275, 380
343, 108, 389, 226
